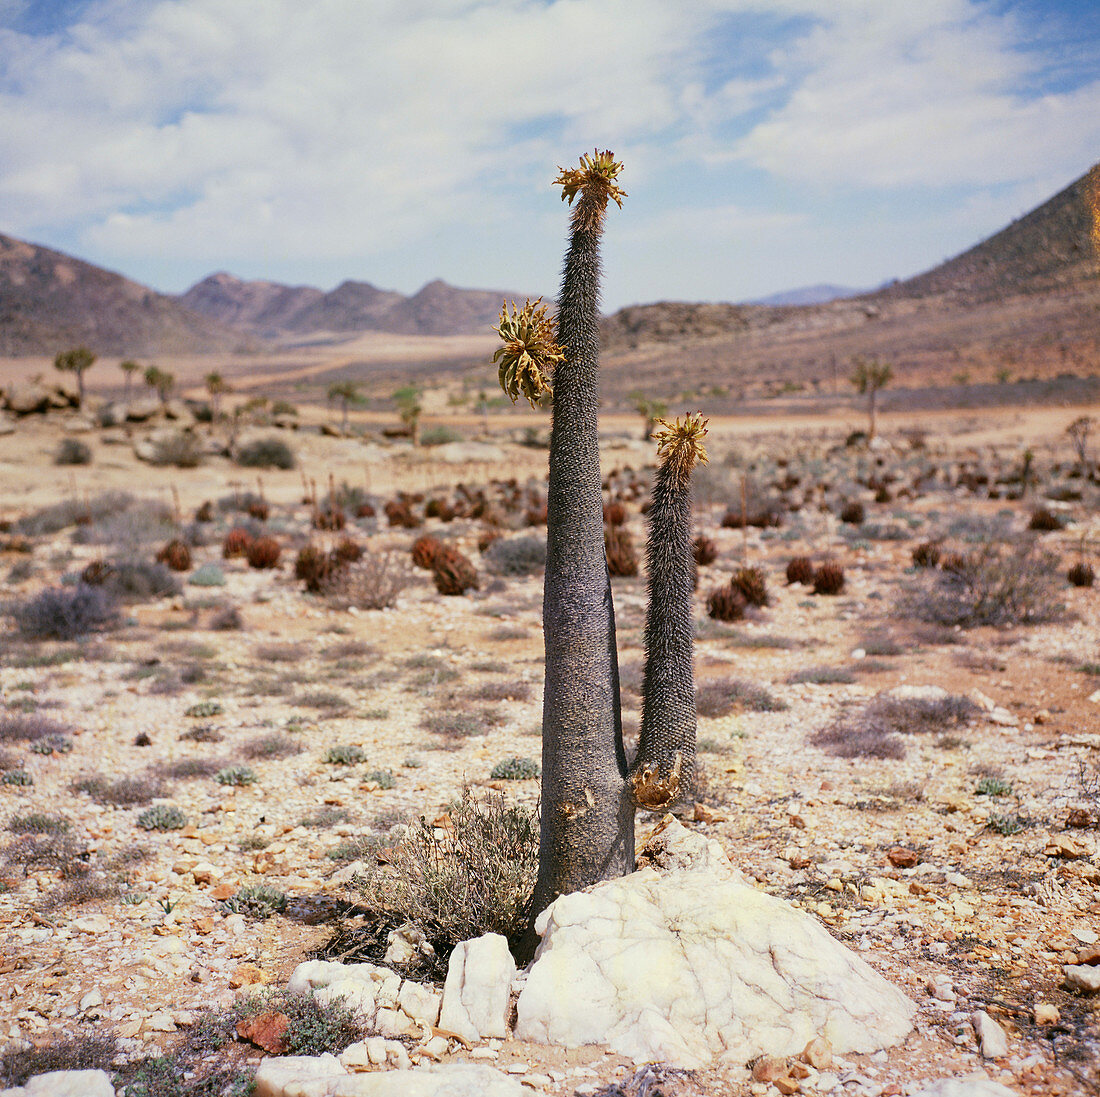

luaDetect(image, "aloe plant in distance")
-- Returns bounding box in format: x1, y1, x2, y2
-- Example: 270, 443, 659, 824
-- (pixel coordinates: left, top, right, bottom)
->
496, 151, 633, 937
631, 413, 708, 812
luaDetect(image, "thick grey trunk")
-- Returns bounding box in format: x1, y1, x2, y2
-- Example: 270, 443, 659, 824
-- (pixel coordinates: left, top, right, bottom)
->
527, 216, 634, 928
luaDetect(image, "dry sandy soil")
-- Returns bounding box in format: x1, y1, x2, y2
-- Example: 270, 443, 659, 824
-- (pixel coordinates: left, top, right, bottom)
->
0, 389, 1098, 1096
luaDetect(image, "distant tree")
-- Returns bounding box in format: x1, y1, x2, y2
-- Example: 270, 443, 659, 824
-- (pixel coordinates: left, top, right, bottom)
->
119, 359, 141, 403
628, 390, 668, 441
849, 356, 893, 440
1067, 415, 1094, 477
204, 371, 231, 419
143, 365, 175, 408
393, 384, 423, 446
327, 380, 367, 433
53, 346, 96, 407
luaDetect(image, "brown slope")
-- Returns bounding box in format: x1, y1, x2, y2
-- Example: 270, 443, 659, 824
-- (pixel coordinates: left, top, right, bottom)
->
598, 163, 1100, 401
0, 233, 251, 357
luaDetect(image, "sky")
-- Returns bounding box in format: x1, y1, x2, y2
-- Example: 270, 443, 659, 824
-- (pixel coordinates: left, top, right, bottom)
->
1, 0, 1099, 311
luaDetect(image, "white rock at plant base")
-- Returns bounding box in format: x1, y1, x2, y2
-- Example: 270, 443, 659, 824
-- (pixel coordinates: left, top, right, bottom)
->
514, 818, 916, 1068
287, 959, 400, 1018
439, 932, 516, 1043
253, 1060, 525, 1097
909, 1076, 1018, 1097
1, 1070, 116, 1097
971, 1011, 1008, 1058
1063, 964, 1100, 993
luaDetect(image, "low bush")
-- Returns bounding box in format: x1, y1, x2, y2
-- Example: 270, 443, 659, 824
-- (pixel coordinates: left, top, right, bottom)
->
696, 677, 786, 716
786, 556, 815, 585
911, 541, 941, 568
72, 775, 165, 806
353, 787, 538, 964
839, 500, 865, 525
604, 525, 639, 578
705, 583, 747, 622
1068, 561, 1095, 587
0, 714, 75, 744
214, 765, 256, 786
105, 560, 182, 602
55, 437, 92, 466
323, 744, 366, 765
1027, 506, 1063, 532
155, 539, 192, 572
246, 536, 281, 569
730, 566, 769, 607
236, 436, 296, 469
219, 884, 287, 919
787, 665, 856, 685
813, 561, 845, 595
901, 541, 1062, 628
11, 584, 119, 639
14, 491, 134, 537
324, 554, 411, 609
692, 535, 718, 567
0, 1034, 118, 1089
189, 563, 226, 587
223, 527, 255, 558
137, 804, 188, 831
490, 756, 540, 780
411, 535, 446, 570
432, 548, 479, 596
483, 535, 546, 576
149, 431, 204, 468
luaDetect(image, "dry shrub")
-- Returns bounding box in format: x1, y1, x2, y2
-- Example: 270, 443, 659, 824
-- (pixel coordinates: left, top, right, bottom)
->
813, 561, 845, 595
0, 714, 75, 744
432, 547, 479, 596
483, 535, 546, 576
811, 690, 978, 760
603, 500, 627, 526
333, 537, 363, 564
706, 584, 747, 622
786, 556, 815, 585
11, 584, 119, 639
324, 552, 411, 610
693, 535, 718, 567
1027, 506, 1063, 532
731, 566, 769, 607
839, 500, 865, 525
605, 525, 639, 578
156, 539, 192, 571
1068, 561, 1095, 587
295, 543, 341, 592
696, 677, 786, 716
222, 527, 254, 558
71, 774, 165, 806
384, 499, 421, 529
352, 787, 537, 963
0, 1034, 118, 1089
355, 501, 376, 519
911, 541, 941, 568
901, 541, 1062, 628
313, 505, 346, 531
246, 536, 281, 569
411, 535, 446, 570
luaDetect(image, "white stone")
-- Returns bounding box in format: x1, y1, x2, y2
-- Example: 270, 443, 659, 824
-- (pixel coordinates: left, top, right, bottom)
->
908, 1076, 1018, 1097
398, 980, 441, 1026
253, 1061, 525, 1097
287, 960, 400, 1019
970, 1011, 1008, 1058
439, 933, 516, 1043
384, 924, 434, 966
3, 1071, 116, 1097
890, 684, 948, 702
1064, 964, 1100, 993
514, 819, 915, 1068
377, 1007, 418, 1038
79, 990, 103, 1011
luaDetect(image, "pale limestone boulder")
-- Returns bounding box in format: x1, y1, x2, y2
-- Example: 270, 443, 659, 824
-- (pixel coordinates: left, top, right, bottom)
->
253, 1061, 524, 1097
125, 397, 163, 421
1, 1070, 116, 1097
286, 959, 399, 1019
439, 933, 515, 1043
397, 979, 441, 1026
4, 382, 51, 415
514, 819, 915, 1067
0, 414, 14, 435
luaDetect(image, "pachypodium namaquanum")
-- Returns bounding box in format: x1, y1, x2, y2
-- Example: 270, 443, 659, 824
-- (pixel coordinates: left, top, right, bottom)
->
493, 152, 705, 948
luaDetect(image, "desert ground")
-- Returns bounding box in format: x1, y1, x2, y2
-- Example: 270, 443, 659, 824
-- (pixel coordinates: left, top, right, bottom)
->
0, 361, 1098, 1096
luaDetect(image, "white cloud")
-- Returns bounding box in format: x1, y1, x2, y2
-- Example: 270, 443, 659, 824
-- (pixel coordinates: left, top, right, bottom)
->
0, 0, 1094, 305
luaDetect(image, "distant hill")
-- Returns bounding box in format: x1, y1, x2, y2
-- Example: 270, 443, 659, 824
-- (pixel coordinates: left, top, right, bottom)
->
179, 274, 525, 338
598, 163, 1100, 400
749, 284, 865, 306
0, 234, 249, 357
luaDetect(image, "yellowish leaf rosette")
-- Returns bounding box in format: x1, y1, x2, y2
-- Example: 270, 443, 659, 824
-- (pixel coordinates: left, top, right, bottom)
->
492, 297, 563, 408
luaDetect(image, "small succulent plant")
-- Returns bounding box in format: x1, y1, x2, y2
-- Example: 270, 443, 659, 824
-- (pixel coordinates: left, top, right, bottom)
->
490, 757, 541, 781
219, 884, 287, 919
214, 765, 256, 786
137, 804, 188, 831
323, 744, 367, 766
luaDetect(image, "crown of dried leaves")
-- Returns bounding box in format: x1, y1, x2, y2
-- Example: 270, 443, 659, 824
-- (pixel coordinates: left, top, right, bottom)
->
492, 298, 563, 408
654, 412, 709, 484
553, 150, 627, 214
1087, 163, 1100, 260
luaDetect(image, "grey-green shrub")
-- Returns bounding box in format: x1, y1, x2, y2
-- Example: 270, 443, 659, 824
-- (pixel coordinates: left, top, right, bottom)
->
137, 804, 188, 831
490, 757, 540, 780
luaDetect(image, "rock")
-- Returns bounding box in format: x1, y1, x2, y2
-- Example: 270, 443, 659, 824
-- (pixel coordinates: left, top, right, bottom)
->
125, 397, 163, 421
397, 980, 441, 1026
890, 684, 948, 702
908, 1076, 1018, 1097
2, 1070, 116, 1097
970, 1011, 1008, 1058
163, 398, 193, 422
5, 382, 51, 415
0, 413, 14, 435
1033, 1002, 1059, 1025
801, 1035, 832, 1069
887, 847, 919, 868
514, 819, 915, 1067
1076, 944, 1100, 965
384, 924, 435, 966
79, 990, 103, 1012
287, 959, 400, 1018
439, 933, 516, 1043
252, 1060, 524, 1097
1064, 964, 1100, 993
